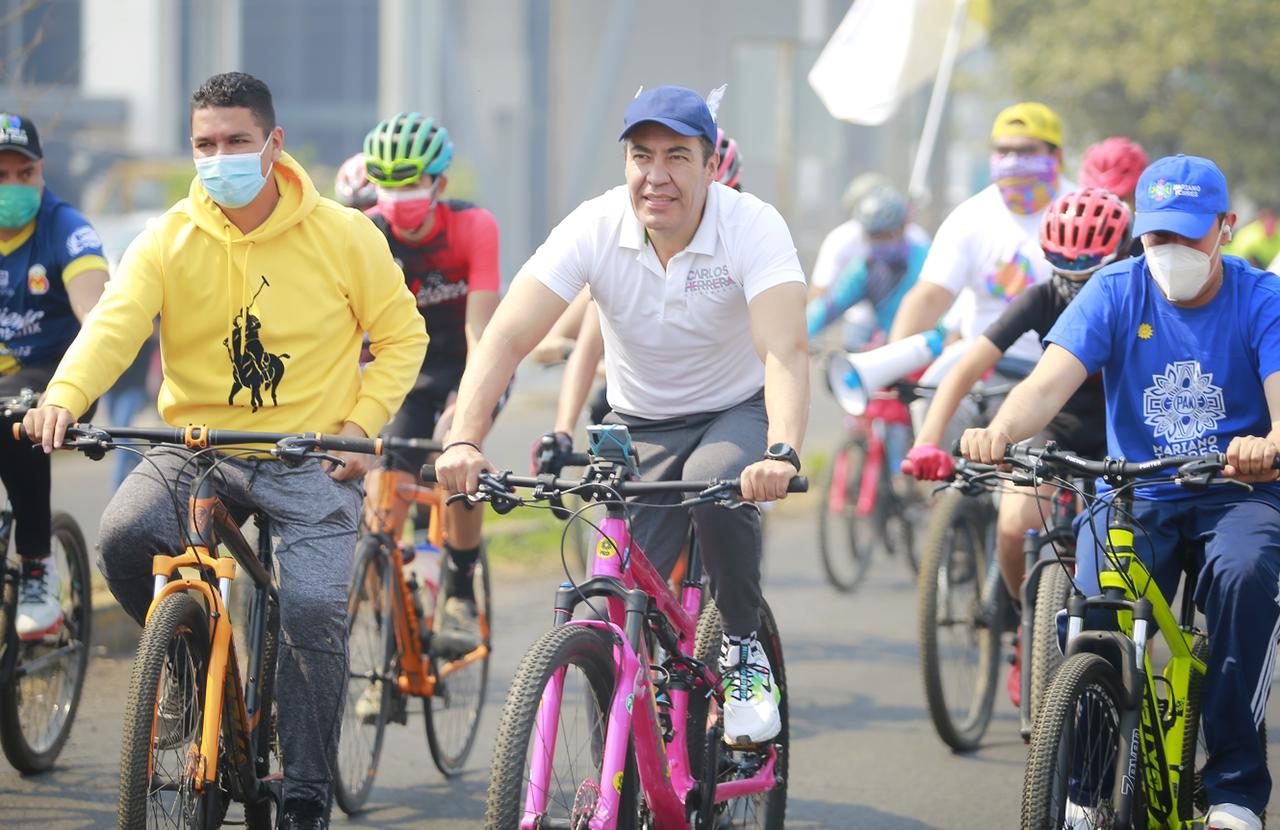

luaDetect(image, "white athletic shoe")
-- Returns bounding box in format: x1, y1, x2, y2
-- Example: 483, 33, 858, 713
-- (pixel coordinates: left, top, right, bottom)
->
719, 631, 781, 746
15, 555, 63, 640
1207, 803, 1263, 830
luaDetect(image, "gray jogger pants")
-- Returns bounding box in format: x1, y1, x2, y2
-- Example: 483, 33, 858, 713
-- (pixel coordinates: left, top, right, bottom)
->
606, 390, 767, 637
98, 447, 362, 810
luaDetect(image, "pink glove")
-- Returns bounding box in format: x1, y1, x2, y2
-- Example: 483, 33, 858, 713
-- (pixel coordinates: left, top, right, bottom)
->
902, 444, 955, 481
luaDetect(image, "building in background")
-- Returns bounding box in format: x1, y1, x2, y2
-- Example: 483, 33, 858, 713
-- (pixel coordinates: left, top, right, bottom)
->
3, 0, 990, 277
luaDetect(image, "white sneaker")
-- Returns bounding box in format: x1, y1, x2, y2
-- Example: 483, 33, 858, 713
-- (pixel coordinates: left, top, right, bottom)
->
719, 631, 781, 746
1207, 803, 1263, 830
15, 555, 63, 640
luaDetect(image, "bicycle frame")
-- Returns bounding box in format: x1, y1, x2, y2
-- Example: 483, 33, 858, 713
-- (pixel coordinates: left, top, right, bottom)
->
1062, 498, 1206, 829
363, 468, 490, 698
525, 502, 778, 829
144, 467, 279, 805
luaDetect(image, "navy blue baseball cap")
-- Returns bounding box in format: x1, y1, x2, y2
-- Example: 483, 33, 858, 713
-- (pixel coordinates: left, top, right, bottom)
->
619, 86, 717, 145
1132, 154, 1230, 239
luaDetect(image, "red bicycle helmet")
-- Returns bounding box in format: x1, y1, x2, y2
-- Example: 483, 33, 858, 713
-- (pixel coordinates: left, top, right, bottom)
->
1079, 137, 1149, 201
716, 128, 742, 190
1040, 187, 1132, 274
334, 152, 377, 210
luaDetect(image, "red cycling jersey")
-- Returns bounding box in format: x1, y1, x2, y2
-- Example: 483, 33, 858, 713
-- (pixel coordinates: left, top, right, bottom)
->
367, 199, 499, 368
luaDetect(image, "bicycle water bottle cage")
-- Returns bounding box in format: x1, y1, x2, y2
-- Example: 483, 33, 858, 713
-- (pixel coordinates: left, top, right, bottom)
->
587, 424, 639, 471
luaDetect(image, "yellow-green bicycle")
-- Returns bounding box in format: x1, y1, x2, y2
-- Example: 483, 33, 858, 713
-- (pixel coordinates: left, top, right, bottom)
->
1009, 444, 1268, 830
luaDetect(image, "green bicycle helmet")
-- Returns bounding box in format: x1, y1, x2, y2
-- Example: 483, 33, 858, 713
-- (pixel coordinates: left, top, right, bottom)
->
362, 112, 453, 185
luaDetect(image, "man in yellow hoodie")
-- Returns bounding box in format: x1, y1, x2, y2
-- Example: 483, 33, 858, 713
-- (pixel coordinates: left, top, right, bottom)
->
23, 72, 427, 827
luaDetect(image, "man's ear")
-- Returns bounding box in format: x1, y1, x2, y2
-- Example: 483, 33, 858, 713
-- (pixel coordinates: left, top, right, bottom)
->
434, 173, 448, 196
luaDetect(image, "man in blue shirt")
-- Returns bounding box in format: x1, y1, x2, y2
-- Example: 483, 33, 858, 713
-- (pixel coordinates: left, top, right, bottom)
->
960, 154, 1280, 830
0, 114, 107, 639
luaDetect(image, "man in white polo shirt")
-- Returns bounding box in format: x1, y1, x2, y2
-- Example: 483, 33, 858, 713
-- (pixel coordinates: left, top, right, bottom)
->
435, 85, 809, 745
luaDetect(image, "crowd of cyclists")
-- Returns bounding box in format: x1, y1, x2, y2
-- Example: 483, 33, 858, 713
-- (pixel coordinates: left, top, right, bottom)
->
1, 67, 1278, 829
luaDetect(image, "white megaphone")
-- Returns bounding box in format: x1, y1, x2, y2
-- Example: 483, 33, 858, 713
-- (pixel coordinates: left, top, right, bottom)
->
825, 328, 945, 415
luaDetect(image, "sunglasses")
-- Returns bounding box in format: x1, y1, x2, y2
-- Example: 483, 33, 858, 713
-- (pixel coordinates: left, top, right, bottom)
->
1044, 249, 1108, 275
364, 157, 431, 187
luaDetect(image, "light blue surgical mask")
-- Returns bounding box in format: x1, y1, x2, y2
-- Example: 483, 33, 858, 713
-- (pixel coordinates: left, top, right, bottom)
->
194, 135, 274, 208
0, 184, 40, 228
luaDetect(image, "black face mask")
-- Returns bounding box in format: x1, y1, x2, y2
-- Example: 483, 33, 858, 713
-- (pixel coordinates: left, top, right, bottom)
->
1051, 271, 1087, 303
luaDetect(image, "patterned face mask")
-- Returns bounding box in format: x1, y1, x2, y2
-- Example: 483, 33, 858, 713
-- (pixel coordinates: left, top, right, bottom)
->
990, 153, 1059, 215
1051, 270, 1088, 303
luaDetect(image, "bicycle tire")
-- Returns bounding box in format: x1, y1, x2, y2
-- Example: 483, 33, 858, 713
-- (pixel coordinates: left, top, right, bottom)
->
425, 543, 491, 776
0, 512, 92, 772
689, 602, 788, 829
117, 592, 215, 829
243, 592, 280, 830
917, 489, 1003, 752
483, 624, 637, 830
1028, 563, 1073, 728
1022, 652, 1137, 830
817, 439, 875, 592
334, 537, 395, 815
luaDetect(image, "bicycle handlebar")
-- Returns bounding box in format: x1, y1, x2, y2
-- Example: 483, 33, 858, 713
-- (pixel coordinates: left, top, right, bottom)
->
11, 422, 441, 456
421, 464, 808, 496
1001, 443, 1280, 481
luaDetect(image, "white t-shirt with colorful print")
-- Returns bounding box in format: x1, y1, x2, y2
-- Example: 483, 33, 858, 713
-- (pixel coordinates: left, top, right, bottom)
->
918, 180, 1075, 362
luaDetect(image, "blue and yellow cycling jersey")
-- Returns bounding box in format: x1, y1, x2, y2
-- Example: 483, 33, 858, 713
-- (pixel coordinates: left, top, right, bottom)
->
806, 240, 928, 339
0, 188, 105, 373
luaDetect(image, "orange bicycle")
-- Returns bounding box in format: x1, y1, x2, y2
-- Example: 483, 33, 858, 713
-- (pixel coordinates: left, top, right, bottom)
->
20, 422, 406, 829
333, 456, 492, 814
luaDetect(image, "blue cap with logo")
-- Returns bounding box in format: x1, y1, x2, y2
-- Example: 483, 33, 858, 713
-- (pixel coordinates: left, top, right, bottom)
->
619, 86, 717, 145
1132, 154, 1229, 239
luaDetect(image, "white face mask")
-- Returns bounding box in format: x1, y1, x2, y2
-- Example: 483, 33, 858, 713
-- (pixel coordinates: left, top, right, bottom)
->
1146, 225, 1228, 302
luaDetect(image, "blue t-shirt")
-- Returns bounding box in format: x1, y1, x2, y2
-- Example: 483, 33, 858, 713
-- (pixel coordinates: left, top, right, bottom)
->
0, 189, 105, 372
1045, 254, 1280, 499
806, 241, 928, 338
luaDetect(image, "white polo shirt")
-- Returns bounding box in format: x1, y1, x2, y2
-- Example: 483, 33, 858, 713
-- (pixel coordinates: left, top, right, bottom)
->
525, 182, 805, 420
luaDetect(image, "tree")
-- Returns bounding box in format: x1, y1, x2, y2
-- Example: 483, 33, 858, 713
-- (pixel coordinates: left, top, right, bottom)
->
989, 0, 1280, 206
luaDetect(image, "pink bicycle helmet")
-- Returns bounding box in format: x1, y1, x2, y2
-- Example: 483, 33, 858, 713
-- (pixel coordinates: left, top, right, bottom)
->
716, 128, 742, 190
334, 152, 377, 210
1040, 187, 1132, 274
1079, 137, 1149, 201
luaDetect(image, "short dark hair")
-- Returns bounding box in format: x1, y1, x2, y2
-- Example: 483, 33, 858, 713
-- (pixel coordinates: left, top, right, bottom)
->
190, 72, 276, 133
697, 136, 715, 165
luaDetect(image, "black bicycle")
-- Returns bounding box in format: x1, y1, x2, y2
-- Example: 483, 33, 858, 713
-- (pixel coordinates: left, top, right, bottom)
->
0, 390, 91, 773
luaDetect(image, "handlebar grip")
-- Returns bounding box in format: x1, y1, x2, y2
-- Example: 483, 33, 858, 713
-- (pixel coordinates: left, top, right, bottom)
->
420, 464, 438, 485
788, 476, 809, 493
563, 452, 592, 468
950, 438, 962, 457
11, 422, 22, 441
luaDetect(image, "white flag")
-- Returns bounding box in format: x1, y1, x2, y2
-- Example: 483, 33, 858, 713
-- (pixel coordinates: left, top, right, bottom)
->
808, 0, 989, 126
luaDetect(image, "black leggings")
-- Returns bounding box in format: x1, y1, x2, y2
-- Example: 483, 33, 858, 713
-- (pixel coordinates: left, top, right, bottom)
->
0, 364, 55, 559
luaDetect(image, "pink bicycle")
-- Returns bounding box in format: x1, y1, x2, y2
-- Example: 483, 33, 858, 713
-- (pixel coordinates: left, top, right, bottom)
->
426, 424, 806, 829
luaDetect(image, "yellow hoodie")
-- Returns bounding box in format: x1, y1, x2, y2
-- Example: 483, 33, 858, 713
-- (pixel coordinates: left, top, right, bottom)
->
45, 152, 427, 437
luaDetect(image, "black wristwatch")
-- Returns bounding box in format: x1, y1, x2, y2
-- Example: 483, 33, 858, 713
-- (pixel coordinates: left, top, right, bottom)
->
764, 442, 801, 472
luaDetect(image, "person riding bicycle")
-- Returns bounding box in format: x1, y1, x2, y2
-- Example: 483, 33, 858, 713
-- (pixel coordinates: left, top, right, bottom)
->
904, 187, 1131, 601
22, 73, 427, 829
1079, 135, 1147, 256
541, 126, 750, 451
435, 85, 809, 747
960, 155, 1280, 830
811, 172, 930, 349
333, 151, 376, 211
360, 111, 500, 642
0, 113, 108, 641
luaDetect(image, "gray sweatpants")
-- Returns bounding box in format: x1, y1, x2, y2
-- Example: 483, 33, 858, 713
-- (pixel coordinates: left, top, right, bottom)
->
607, 390, 767, 637
98, 448, 362, 810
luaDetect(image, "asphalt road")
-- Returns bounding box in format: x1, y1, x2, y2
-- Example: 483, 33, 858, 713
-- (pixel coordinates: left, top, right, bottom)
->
2, 366, 1279, 828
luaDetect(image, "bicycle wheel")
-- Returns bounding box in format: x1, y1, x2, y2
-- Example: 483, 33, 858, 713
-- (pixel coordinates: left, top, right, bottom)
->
0, 512, 92, 772
117, 592, 217, 829
335, 537, 395, 815
817, 439, 876, 592
483, 624, 637, 830
917, 489, 1004, 752
689, 602, 788, 830
884, 477, 928, 576
425, 544, 491, 775
1029, 563, 1073, 727
1022, 653, 1135, 830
